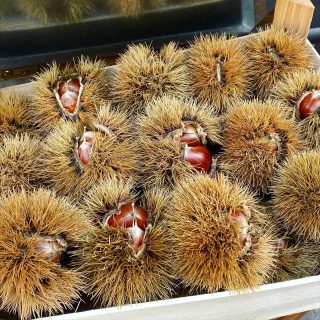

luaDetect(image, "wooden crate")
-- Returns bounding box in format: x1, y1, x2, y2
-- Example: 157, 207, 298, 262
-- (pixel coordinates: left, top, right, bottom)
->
0, 1, 319, 319
40, 276, 320, 320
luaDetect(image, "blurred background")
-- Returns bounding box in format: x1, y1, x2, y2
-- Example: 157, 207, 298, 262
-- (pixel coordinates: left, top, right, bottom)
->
0, 0, 319, 87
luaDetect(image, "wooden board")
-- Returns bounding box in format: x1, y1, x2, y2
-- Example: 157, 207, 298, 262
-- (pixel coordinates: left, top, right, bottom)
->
39, 276, 320, 320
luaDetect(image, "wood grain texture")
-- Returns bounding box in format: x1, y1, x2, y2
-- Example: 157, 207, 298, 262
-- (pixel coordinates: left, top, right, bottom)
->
273, 0, 315, 38
274, 311, 308, 320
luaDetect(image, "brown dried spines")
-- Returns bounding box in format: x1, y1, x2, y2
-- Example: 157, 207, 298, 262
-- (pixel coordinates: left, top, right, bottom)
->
273, 239, 318, 282
31, 57, 107, 135
272, 150, 320, 241
0, 91, 38, 141
137, 95, 220, 141
271, 70, 320, 150
0, 135, 41, 195
76, 177, 173, 307
0, 189, 92, 319
88, 102, 133, 140
169, 174, 275, 292
136, 95, 221, 189
221, 99, 303, 194
260, 203, 318, 282
246, 26, 314, 98
111, 43, 189, 113
80, 175, 137, 223
38, 104, 137, 200
187, 34, 251, 114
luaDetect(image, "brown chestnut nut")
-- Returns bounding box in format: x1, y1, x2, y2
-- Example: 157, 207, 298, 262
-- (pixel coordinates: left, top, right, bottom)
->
77, 131, 94, 166
184, 145, 212, 173
106, 203, 148, 250
34, 235, 67, 263
297, 90, 320, 120
229, 209, 251, 250
56, 78, 81, 115
180, 123, 203, 147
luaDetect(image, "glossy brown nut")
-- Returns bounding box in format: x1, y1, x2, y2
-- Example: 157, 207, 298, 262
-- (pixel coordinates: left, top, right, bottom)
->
107, 204, 148, 230
298, 90, 320, 120
58, 78, 80, 97
184, 145, 212, 173
67, 79, 80, 94
120, 204, 148, 230
60, 91, 78, 114
107, 211, 134, 228
34, 236, 67, 263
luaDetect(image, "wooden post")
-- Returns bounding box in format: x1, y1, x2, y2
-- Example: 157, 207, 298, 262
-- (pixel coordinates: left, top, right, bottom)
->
273, 0, 315, 39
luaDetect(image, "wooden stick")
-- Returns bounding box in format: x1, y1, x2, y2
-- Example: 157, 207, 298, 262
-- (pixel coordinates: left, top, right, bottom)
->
273, 311, 308, 320
273, 0, 315, 39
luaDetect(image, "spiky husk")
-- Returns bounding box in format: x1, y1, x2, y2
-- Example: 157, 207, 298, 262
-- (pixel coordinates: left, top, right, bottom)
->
0, 91, 38, 141
186, 34, 252, 114
169, 173, 276, 292
273, 241, 319, 282
111, 43, 189, 113
38, 104, 137, 200
17, 0, 93, 23
136, 95, 221, 189
0, 135, 41, 195
31, 57, 107, 135
75, 177, 173, 307
260, 203, 318, 282
271, 70, 320, 150
272, 150, 320, 241
245, 26, 314, 98
0, 189, 92, 319
221, 99, 303, 194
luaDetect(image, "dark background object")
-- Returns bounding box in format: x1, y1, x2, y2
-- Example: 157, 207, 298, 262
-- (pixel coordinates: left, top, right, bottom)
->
0, 0, 319, 88
0, 0, 272, 87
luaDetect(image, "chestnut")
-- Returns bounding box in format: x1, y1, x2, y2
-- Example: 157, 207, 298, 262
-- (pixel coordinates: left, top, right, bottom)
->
229, 209, 251, 251
33, 235, 67, 264
54, 77, 83, 117
106, 203, 148, 250
127, 224, 145, 250
184, 145, 212, 173
297, 90, 320, 120
77, 131, 94, 166
180, 123, 203, 147
60, 91, 78, 114
58, 78, 81, 96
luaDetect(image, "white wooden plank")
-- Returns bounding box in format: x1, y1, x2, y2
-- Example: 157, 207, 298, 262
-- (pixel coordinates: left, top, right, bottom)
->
39, 276, 320, 320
